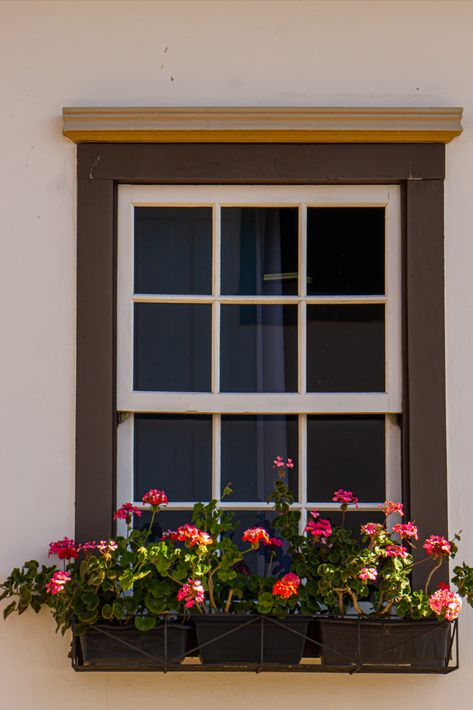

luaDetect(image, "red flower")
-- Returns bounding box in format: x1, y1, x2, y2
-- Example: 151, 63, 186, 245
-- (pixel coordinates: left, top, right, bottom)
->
423, 535, 451, 558
48, 537, 78, 561
384, 544, 409, 559
332, 489, 359, 508
268, 537, 284, 548
272, 573, 301, 599
429, 585, 462, 621
177, 579, 205, 609
242, 527, 271, 547
305, 518, 332, 542
273, 456, 294, 469
361, 523, 383, 537
392, 522, 418, 540
379, 500, 404, 517
142, 489, 168, 507
113, 502, 142, 521
171, 524, 213, 547
46, 571, 71, 595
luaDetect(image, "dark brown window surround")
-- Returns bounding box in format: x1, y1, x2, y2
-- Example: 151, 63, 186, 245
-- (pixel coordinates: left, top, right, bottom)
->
76, 143, 447, 586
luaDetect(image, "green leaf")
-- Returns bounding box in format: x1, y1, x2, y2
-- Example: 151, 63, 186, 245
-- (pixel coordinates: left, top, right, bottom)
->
81, 592, 100, 610
112, 599, 125, 619
101, 604, 113, 620
3, 602, 17, 620
134, 616, 156, 631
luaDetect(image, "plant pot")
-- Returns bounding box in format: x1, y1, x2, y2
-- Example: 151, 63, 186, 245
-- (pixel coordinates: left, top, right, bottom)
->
193, 614, 310, 665
318, 617, 452, 668
77, 620, 192, 668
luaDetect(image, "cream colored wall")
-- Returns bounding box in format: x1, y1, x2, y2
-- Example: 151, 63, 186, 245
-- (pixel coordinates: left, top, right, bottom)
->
1, 1, 473, 707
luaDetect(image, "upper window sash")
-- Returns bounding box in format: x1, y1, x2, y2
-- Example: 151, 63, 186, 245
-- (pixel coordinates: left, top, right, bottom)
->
117, 185, 401, 414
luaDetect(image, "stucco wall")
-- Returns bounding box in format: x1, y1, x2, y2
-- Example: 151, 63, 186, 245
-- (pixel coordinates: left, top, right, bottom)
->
1, 1, 473, 707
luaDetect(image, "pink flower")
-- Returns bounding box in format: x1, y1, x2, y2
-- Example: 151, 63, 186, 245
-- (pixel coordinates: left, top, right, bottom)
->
113, 502, 142, 521
379, 500, 404, 517
46, 570, 71, 595
142, 489, 168, 507
273, 456, 294, 469
272, 573, 301, 599
423, 535, 452, 558
332, 489, 359, 508
242, 527, 271, 547
177, 579, 205, 609
48, 537, 78, 561
268, 537, 284, 548
359, 567, 378, 582
171, 524, 213, 548
392, 522, 418, 540
384, 544, 409, 559
305, 518, 333, 542
429, 584, 462, 621
361, 523, 383, 537
96, 540, 118, 557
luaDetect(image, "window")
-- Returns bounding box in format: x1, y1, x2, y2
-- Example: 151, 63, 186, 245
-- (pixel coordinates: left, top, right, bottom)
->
75, 141, 447, 586
116, 185, 402, 537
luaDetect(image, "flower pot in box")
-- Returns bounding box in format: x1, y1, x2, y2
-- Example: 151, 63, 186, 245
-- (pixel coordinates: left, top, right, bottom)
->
193, 614, 310, 665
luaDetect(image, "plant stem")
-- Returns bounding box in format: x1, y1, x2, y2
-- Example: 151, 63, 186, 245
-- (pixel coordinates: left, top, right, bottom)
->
379, 601, 394, 616
224, 589, 234, 614
425, 557, 444, 594
347, 589, 364, 617
208, 573, 217, 611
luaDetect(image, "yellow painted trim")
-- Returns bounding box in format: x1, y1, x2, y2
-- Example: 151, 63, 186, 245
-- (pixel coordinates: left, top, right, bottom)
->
62, 107, 463, 144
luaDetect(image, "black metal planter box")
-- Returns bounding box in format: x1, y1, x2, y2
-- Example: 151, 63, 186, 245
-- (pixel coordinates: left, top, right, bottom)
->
318, 617, 453, 668
76, 620, 191, 669
193, 614, 310, 665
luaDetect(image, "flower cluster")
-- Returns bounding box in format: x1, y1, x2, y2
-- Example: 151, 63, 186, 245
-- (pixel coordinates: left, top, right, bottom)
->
332, 489, 359, 508
168, 524, 213, 548
48, 537, 78, 561
96, 540, 118, 558
429, 583, 462, 621
305, 511, 332, 542
273, 456, 294, 469
359, 567, 377, 582
361, 523, 383, 538
267, 537, 283, 548
379, 500, 404, 517
242, 527, 270, 547
272, 573, 301, 599
177, 579, 205, 609
383, 544, 409, 559
113, 502, 142, 521
392, 522, 418, 540
142, 489, 168, 507
423, 535, 452, 558
45, 571, 71, 595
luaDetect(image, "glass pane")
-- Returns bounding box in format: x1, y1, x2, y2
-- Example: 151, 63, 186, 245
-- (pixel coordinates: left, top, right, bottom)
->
221, 207, 298, 295
135, 510, 194, 542
307, 304, 385, 392
307, 415, 385, 502
134, 303, 211, 391
134, 414, 212, 502
134, 207, 212, 294
220, 305, 297, 392
327, 511, 386, 539
307, 207, 385, 295
221, 415, 298, 501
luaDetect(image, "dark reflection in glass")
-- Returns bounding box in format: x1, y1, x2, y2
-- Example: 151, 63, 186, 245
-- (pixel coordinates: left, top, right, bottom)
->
220, 305, 297, 392
134, 414, 212, 502
307, 415, 385, 502
327, 511, 386, 540
134, 303, 211, 391
221, 207, 298, 295
307, 207, 385, 295
134, 207, 212, 294
221, 416, 298, 501
307, 304, 385, 392
135, 510, 194, 542
224, 511, 290, 575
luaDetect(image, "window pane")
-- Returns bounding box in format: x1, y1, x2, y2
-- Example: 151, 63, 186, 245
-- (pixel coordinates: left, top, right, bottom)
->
134, 303, 211, 391
134, 207, 212, 294
307, 304, 385, 392
136, 510, 194, 542
221, 207, 298, 295
307, 415, 385, 502
220, 305, 297, 392
134, 414, 212, 502
221, 415, 298, 501
307, 207, 385, 295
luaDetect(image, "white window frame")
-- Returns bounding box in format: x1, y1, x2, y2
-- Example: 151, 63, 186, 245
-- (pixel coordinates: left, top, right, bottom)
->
116, 184, 402, 534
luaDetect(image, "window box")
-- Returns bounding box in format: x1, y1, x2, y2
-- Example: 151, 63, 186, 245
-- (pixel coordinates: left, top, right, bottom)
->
317, 617, 454, 669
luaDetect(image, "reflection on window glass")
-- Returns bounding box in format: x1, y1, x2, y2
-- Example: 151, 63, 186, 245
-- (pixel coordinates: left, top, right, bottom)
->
221, 415, 298, 501
307, 415, 385, 502
221, 305, 297, 392
134, 303, 211, 391
307, 304, 385, 392
225, 511, 289, 575
135, 511, 194, 543
134, 207, 212, 294
134, 414, 212, 502
307, 207, 385, 295
221, 207, 298, 295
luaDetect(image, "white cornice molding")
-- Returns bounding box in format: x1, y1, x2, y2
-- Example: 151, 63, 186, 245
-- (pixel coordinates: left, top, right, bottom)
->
63, 106, 463, 144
